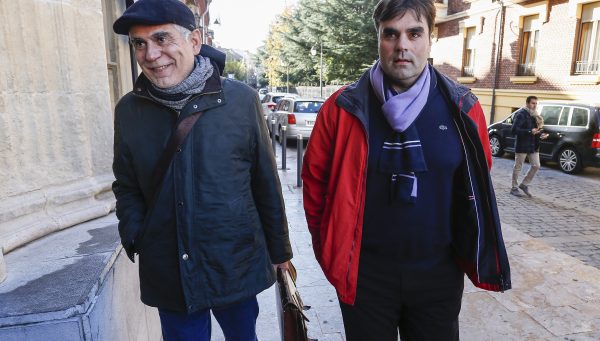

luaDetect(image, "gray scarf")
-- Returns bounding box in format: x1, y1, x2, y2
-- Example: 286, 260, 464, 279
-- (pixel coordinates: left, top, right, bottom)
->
147, 55, 214, 111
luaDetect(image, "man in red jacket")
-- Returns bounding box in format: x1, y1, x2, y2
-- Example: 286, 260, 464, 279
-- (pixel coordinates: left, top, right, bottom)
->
302, 0, 510, 340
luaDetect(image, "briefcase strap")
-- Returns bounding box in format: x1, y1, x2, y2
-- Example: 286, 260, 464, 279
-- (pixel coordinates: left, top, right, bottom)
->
148, 111, 204, 208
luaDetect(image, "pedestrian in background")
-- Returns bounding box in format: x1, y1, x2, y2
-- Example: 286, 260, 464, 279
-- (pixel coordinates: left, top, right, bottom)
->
301, 0, 511, 340
510, 95, 546, 197
111, 0, 292, 339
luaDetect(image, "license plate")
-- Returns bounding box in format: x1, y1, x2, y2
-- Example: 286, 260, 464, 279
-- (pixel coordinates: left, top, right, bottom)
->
306, 120, 315, 126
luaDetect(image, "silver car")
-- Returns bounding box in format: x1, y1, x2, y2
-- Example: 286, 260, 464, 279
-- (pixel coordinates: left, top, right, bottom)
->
260, 92, 297, 121
270, 97, 324, 143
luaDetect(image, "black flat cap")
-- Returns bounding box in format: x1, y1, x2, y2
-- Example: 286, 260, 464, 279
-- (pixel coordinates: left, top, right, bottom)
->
113, 0, 196, 35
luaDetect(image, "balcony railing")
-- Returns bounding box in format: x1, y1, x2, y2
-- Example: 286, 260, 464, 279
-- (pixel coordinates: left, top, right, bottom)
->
462, 66, 474, 77
574, 60, 599, 75
517, 63, 536, 76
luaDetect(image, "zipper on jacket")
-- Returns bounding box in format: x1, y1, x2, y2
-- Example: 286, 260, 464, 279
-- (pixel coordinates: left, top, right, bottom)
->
345, 110, 370, 301
452, 115, 483, 283
456, 93, 505, 286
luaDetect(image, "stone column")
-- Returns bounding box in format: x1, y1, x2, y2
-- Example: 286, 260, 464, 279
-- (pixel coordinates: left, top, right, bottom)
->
0, 0, 122, 278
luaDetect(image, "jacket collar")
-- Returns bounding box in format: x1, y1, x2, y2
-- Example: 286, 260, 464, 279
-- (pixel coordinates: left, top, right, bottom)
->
132, 59, 225, 116
133, 59, 222, 98
336, 64, 477, 129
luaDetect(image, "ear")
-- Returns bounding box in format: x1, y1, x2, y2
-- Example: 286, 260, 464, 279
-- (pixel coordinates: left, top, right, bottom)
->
190, 29, 202, 55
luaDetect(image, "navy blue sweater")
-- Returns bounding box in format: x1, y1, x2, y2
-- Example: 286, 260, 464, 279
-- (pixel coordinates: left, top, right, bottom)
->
362, 71, 464, 269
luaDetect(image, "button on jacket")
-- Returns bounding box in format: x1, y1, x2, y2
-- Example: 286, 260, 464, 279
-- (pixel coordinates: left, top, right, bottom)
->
112, 63, 292, 313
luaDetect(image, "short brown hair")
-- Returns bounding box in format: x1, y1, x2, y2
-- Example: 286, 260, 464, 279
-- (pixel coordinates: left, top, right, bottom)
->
373, 0, 436, 35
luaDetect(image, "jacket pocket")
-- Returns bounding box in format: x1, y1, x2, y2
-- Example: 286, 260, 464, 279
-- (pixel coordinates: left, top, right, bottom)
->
195, 195, 256, 253
451, 194, 478, 262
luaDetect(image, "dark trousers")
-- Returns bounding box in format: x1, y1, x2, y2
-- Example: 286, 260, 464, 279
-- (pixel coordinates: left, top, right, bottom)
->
339, 251, 464, 341
158, 296, 259, 341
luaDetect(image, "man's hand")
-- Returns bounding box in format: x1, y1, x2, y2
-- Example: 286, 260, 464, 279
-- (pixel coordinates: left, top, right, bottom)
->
532, 128, 540, 135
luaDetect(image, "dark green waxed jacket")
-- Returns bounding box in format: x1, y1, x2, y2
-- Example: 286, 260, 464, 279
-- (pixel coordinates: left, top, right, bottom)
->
112, 64, 292, 313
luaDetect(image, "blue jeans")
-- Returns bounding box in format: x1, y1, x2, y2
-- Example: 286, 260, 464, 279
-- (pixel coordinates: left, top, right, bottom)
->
158, 296, 259, 341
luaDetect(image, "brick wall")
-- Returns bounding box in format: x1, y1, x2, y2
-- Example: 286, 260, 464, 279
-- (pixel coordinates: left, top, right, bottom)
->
448, 0, 472, 15
431, 0, 600, 94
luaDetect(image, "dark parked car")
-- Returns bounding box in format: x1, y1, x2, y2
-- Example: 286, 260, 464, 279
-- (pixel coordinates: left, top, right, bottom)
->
488, 101, 600, 174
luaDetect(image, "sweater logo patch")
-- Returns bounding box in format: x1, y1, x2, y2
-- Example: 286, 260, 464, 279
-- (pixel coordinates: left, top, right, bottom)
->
439, 124, 448, 131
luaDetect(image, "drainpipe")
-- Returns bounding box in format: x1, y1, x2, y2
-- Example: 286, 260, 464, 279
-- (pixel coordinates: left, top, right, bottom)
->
126, 0, 138, 84
490, 1, 506, 124
197, 0, 213, 44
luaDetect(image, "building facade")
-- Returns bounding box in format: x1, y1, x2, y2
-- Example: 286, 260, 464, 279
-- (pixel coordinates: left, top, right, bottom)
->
432, 0, 600, 123
0, 0, 130, 283
0, 0, 213, 283
0, 0, 212, 336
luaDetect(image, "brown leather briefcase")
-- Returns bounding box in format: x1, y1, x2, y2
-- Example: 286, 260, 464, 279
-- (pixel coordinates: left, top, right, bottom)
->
276, 266, 310, 341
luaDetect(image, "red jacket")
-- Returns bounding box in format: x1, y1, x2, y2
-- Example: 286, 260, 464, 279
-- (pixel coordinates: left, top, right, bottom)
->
302, 67, 510, 305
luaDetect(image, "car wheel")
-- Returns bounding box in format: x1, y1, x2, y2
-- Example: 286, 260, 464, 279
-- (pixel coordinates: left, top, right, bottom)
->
489, 135, 504, 157
558, 147, 583, 174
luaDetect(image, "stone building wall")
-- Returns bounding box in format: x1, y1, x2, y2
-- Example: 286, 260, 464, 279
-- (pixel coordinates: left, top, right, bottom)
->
0, 0, 131, 281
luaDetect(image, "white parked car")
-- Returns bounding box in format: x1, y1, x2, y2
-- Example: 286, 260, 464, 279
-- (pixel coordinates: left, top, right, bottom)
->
258, 88, 268, 101
260, 92, 297, 121
269, 97, 324, 143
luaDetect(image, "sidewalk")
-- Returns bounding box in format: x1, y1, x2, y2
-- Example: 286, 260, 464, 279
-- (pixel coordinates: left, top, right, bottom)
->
240, 150, 600, 341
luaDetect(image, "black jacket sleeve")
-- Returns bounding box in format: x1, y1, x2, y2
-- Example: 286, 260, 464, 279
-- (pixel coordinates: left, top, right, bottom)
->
112, 109, 147, 262
249, 94, 293, 264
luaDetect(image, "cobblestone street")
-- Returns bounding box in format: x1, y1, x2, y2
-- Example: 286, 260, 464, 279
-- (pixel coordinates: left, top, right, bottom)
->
490, 156, 600, 269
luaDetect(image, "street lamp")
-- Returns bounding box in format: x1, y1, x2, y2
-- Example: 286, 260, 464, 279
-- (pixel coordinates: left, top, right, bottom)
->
310, 41, 323, 98
279, 58, 289, 93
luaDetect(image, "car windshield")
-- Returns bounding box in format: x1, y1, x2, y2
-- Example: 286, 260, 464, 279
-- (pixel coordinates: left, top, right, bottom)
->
294, 101, 323, 113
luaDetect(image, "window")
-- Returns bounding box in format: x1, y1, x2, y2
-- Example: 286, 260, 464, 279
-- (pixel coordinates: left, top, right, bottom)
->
570, 108, 589, 127
102, 0, 126, 109
281, 100, 290, 112
543, 106, 590, 127
275, 100, 283, 111
558, 108, 569, 126
294, 101, 323, 113
276, 100, 286, 111
462, 27, 476, 77
575, 2, 600, 75
518, 15, 540, 76
540, 106, 563, 125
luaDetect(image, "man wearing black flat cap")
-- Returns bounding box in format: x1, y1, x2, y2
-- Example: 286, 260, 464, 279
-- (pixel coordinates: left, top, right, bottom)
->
111, 0, 292, 339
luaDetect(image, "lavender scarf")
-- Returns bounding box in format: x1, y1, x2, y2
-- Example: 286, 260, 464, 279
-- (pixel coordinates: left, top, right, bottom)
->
369, 60, 430, 203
